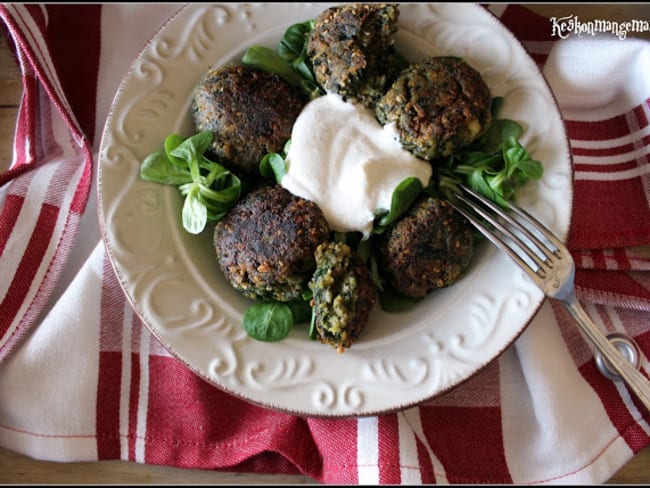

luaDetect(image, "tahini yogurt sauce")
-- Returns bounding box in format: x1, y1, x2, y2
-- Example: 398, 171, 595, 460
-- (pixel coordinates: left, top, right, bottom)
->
281, 93, 432, 236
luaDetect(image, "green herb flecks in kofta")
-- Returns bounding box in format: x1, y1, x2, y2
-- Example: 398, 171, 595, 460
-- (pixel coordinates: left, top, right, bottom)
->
307, 3, 405, 109
375, 56, 493, 161
378, 195, 474, 298
309, 241, 377, 353
214, 185, 330, 302
191, 64, 307, 177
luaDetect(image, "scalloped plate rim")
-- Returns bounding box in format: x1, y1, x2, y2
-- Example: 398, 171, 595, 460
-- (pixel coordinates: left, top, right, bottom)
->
97, 3, 574, 417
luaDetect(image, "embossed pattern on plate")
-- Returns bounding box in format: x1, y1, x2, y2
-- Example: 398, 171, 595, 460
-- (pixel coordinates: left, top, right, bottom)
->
97, 3, 573, 416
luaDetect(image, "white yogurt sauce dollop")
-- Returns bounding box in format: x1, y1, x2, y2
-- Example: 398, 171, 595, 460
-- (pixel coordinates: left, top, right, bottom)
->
281, 93, 432, 236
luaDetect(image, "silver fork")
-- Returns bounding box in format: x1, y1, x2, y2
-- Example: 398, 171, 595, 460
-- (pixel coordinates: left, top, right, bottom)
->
449, 184, 650, 412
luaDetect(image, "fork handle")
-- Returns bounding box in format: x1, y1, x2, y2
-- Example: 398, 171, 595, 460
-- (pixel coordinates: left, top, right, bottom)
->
565, 300, 650, 412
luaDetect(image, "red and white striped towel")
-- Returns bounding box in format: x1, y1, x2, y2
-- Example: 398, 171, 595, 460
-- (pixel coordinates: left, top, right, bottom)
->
1, 4, 649, 484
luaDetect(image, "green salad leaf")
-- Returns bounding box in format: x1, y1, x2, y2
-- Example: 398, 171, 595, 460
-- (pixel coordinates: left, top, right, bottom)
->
243, 298, 312, 342
259, 152, 287, 183
140, 130, 241, 234
242, 20, 323, 99
243, 302, 294, 342
373, 176, 424, 232
259, 140, 291, 184
437, 97, 543, 208
277, 20, 314, 61
242, 46, 308, 89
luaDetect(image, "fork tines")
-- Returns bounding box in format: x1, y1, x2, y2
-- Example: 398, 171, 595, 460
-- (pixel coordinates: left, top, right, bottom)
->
449, 185, 564, 282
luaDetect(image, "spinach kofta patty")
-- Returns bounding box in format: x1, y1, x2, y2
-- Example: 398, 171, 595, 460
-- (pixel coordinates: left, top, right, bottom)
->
378, 195, 475, 298
191, 64, 307, 176
214, 185, 330, 302
307, 3, 404, 109
309, 241, 377, 353
375, 56, 492, 160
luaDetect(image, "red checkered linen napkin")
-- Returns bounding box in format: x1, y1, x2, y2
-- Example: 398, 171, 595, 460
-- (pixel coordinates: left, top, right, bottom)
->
1, 3, 649, 484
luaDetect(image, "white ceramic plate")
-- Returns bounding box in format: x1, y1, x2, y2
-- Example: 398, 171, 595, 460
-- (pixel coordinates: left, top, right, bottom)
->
97, 3, 573, 416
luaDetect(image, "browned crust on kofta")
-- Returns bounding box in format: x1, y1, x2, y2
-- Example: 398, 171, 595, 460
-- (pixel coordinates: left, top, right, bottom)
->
375, 56, 492, 161
191, 64, 307, 176
378, 195, 475, 298
307, 3, 403, 108
214, 185, 331, 302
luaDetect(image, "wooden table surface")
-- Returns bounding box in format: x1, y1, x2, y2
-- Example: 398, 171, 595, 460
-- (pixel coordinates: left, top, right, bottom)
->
1, 3, 649, 485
